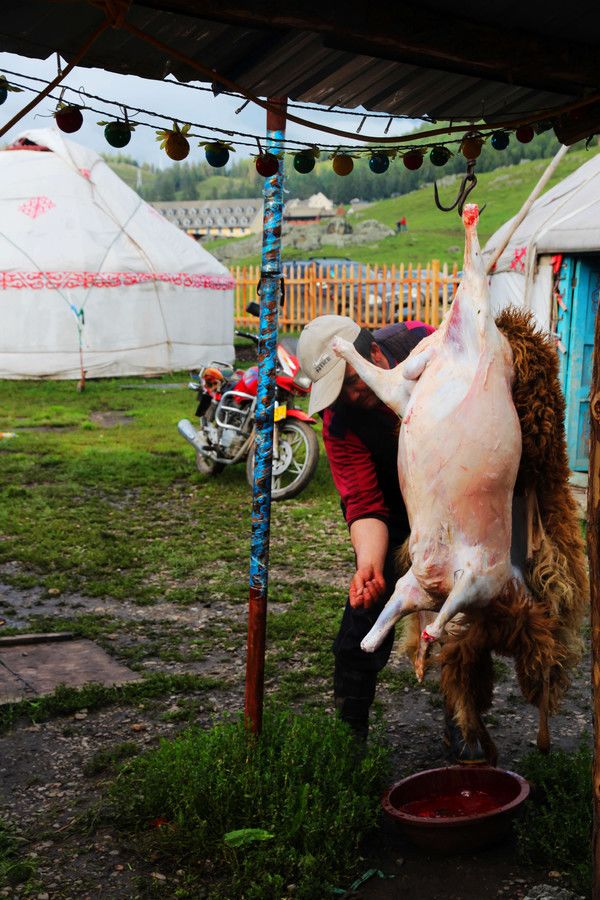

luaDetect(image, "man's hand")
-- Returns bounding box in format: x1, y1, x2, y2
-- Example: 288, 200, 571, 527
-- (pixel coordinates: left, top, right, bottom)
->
349, 518, 389, 609
350, 565, 386, 608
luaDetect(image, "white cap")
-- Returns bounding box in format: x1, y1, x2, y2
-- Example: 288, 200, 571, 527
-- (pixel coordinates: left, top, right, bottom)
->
297, 315, 361, 415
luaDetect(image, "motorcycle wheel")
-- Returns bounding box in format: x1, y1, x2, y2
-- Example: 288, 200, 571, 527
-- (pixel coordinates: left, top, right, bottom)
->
195, 452, 225, 476
246, 419, 319, 501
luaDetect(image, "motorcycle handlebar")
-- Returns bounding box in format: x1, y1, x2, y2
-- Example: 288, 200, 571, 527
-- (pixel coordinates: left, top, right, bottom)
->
235, 330, 259, 344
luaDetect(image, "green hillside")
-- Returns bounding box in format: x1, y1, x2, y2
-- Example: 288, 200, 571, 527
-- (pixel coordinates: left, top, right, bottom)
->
220, 146, 599, 269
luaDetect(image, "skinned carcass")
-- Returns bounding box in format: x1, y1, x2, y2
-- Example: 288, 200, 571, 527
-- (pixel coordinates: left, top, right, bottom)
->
332, 204, 522, 647
331, 204, 588, 763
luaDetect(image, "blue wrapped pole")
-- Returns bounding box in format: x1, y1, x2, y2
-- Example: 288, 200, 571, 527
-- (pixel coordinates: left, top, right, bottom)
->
245, 97, 287, 735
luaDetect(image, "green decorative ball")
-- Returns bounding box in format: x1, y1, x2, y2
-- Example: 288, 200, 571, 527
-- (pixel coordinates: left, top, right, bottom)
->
429, 146, 451, 166
104, 122, 132, 148
293, 151, 315, 174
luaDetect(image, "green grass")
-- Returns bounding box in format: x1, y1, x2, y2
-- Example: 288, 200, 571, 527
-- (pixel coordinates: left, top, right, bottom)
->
516, 742, 592, 895
0, 819, 39, 891
0, 672, 223, 733
83, 741, 140, 777
223, 146, 599, 269
109, 706, 391, 900
0, 375, 343, 605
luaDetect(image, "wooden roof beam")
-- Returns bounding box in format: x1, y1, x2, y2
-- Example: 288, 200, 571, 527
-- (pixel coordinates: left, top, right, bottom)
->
136, 0, 599, 97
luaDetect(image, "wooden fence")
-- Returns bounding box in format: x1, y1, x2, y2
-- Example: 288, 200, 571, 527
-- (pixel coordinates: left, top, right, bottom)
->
232, 261, 461, 332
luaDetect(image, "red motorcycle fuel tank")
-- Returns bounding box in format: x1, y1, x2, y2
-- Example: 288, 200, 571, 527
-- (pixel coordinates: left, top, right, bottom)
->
236, 366, 259, 397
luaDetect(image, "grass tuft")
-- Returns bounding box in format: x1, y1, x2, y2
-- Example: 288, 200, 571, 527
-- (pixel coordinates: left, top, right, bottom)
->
516, 741, 592, 895
0, 819, 38, 890
0, 672, 223, 733
110, 706, 391, 899
83, 741, 140, 777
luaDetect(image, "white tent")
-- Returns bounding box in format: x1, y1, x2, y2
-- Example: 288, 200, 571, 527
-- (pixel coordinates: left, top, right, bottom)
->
0, 128, 235, 379
483, 151, 600, 327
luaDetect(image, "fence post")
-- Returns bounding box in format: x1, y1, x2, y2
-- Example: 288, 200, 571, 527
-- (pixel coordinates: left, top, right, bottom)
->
441, 262, 449, 318
431, 259, 440, 327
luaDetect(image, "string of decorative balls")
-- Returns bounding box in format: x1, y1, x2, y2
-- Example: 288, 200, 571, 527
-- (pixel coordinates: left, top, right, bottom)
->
0, 73, 540, 176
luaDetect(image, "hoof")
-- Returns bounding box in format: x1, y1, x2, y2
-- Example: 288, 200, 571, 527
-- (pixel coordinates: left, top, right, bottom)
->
443, 721, 488, 766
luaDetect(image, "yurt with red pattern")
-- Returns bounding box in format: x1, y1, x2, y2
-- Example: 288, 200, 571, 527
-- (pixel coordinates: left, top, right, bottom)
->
0, 128, 235, 378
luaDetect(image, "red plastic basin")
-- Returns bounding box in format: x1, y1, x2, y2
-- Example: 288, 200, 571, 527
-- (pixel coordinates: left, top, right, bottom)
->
382, 766, 530, 853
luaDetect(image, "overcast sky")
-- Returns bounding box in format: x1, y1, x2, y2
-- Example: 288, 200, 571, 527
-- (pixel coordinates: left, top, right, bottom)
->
0, 51, 417, 168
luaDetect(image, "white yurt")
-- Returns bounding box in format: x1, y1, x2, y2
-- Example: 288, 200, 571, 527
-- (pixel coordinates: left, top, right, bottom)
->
483, 150, 600, 326
483, 150, 600, 480
0, 128, 235, 379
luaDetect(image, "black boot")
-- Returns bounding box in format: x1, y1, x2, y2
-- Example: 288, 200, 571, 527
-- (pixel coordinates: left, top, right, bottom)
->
443, 708, 486, 765
334, 693, 369, 742
333, 665, 376, 743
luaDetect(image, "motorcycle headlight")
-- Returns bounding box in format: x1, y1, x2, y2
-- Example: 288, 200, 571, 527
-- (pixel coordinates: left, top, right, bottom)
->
293, 370, 312, 390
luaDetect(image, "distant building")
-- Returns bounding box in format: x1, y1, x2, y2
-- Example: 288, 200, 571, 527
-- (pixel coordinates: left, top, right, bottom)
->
284, 192, 336, 226
152, 198, 263, 238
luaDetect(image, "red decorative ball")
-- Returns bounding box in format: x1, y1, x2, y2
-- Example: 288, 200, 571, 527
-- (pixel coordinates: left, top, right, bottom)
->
403, 150, 423, 171
55, 106, 83, 133
516, 125, 535, 144
255, 153, 279, 177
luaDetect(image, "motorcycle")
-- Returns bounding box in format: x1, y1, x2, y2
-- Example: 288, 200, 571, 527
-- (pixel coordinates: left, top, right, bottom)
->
177, 310, 319, 501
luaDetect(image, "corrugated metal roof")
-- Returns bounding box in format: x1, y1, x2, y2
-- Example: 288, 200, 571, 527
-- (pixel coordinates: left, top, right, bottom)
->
1, 1, 597, 120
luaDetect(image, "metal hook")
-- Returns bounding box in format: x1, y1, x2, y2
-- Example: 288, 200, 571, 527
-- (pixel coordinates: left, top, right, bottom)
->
434, 159, 485, 216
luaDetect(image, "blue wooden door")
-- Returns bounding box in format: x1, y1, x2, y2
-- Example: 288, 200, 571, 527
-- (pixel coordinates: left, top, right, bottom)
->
556, 254, 600, 472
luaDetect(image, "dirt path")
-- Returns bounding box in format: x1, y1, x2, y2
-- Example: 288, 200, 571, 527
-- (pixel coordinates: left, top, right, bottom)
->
0, 579, 591, 899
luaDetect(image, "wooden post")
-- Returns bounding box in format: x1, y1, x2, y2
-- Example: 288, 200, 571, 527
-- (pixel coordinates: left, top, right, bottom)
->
589, 300, 600, 900
244, 96, 287, 737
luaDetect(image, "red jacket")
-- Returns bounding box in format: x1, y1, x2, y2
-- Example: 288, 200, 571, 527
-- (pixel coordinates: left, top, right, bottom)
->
322, 321, 434, 539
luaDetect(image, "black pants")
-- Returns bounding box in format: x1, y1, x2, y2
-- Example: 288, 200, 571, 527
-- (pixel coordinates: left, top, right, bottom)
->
332, 541, 403, 736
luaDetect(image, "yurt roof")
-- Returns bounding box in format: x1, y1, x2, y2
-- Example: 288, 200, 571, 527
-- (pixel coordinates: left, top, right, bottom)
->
0, 127, 232, 281
483, 152, 600, 273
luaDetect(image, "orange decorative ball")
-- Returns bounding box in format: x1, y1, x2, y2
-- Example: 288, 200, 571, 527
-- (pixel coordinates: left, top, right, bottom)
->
165, 132, 190, 161
332, 154, 354, 176
461, 134, 483, 159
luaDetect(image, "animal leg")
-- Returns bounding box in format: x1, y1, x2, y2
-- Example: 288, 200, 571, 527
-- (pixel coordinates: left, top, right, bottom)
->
414, 612, 437, 682
331, 335, 433, 417
511, 597, 556, 754
537, 669, 551, 753
361, 567, 437, 653
422, 571, 480, 643
440, 626, 497, 765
